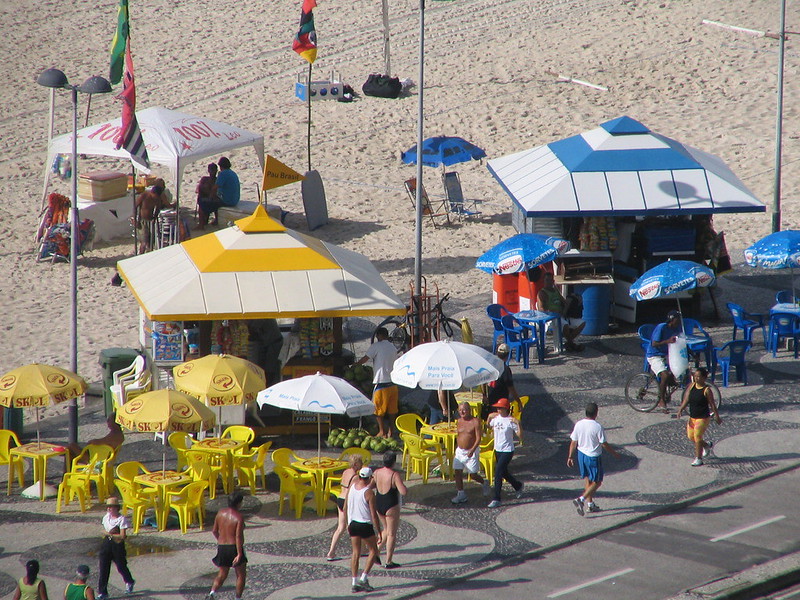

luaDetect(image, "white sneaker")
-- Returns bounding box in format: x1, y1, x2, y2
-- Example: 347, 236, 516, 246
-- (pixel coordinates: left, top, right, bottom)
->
451, 491, 468, 504
482, 480, 491, 497
702, 441, 713, 458
487, 500, 501, 508
691, 458, 703, 467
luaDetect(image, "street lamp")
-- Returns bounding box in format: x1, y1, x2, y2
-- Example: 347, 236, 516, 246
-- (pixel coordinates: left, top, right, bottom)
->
37, 68, 112, 445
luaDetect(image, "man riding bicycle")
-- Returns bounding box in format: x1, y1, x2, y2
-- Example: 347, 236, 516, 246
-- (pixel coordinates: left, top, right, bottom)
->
645, 310, 683, 411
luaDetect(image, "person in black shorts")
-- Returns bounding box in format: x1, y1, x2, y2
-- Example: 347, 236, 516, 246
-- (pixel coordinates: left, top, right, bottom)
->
346, 467, 382, 593
326, 454, 363, 561
208, 493, 247, 600
374, 451, 407, 568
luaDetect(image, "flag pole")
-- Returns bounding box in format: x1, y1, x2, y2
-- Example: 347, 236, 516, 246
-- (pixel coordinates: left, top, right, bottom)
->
307, 62, 313, 172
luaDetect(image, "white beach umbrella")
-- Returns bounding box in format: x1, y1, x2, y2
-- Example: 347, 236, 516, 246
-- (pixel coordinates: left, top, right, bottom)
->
390, 340, 503, 390
256, 372, 374, 458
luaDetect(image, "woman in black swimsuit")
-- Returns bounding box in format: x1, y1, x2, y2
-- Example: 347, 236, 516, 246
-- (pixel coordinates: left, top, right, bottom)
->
326, 454, 363, 561
374, 451, 407, 569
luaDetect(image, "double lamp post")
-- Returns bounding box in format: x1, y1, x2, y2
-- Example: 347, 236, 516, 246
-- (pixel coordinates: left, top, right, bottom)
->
36, 68, 112, 445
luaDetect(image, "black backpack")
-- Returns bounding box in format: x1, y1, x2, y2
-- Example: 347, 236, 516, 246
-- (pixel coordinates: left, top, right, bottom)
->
362, 74, 402, 99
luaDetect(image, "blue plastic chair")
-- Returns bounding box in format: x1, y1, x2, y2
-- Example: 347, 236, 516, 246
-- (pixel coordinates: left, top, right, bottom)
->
500, 314, 535, 369
683, 318, 712, 369
726, 302, 767, 349
486, 304, 510, 353
775, 290, 795, 304
638, 324, 656, 372
768, 312, 800, 358
712, 340, 752, 387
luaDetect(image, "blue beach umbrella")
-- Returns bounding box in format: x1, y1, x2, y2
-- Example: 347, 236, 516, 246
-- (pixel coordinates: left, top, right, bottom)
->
475, 233, 563, 274
629, 260, 715, 302
744, 230, 800, 299
401, 136, 486, 168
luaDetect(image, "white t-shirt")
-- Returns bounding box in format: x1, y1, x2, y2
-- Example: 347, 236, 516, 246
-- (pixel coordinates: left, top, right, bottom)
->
366, 339, 398, 384
490, 414, 519, 452
569, 418, 605, 458
102, 512, 130, 533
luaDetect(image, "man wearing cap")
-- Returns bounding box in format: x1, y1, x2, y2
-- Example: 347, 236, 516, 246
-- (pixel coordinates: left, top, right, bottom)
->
346, 467, 382, 593
646, 310, 683, 410
484, 344, 521, 419
65, 565, 96, 600
97, 497, 135, 600
486, 397, 523, 508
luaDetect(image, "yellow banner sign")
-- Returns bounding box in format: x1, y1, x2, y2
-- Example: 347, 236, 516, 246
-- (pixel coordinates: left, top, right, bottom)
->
261, 155, 304, 191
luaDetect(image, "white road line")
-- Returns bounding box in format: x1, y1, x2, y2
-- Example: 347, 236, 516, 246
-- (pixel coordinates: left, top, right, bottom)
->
710, 516, 786, 542
547, 568, 636, 598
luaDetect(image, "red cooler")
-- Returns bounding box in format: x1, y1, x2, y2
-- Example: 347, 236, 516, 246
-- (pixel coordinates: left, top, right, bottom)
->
492, 273, 519, 312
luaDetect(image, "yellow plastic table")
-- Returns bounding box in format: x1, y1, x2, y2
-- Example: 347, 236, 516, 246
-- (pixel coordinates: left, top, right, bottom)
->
192, 437, 245, 494
134, 470, 192, 530
9, 442, 69, 501
419, 422, 458, 479
291, 457, 348, 515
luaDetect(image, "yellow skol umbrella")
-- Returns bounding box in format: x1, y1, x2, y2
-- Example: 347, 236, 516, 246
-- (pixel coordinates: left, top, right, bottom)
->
116, 389, 216, 473
173, 354, 266, 436
0, 363, 87, 446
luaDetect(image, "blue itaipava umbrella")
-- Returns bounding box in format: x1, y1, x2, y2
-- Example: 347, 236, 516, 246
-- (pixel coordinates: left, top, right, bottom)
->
629, 260, 715, 302
475, 233, 563, 274
401, 136, 487, 168
744, 230, 800, 299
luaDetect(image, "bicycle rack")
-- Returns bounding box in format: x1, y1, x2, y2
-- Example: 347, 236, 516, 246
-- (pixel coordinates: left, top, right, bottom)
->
408, 277, 441, 348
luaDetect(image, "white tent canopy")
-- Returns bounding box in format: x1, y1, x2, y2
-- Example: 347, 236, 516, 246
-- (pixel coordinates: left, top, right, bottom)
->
46, 106, 265, 206
117, 206, 406, 321
487, 116, 765, 217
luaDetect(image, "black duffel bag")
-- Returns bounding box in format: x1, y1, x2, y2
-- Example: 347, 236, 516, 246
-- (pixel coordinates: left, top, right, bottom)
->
362, 73, 402, 99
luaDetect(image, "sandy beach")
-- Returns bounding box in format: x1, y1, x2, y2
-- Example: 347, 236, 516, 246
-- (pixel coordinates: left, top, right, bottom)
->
1, 0, 797, 393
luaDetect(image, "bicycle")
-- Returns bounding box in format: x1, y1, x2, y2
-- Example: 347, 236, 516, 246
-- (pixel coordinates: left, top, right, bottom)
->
624, 369, 722, 414
372, 292, 463, 351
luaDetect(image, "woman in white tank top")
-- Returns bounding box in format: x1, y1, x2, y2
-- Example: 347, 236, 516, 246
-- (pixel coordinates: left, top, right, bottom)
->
345, 467, 382, 593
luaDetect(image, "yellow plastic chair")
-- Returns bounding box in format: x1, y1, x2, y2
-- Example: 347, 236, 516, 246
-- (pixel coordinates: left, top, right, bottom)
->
400, 433, 444, 484
115, 461, 158, 500
70, 444, 116, 501
1, 429, 24, 495
510, 395, 530, 420
274, 465, 315, 519
56, 458, 98, 513
185, 450, 224, 499
169, 432, 192, 471
478, 435, 495, 485
166, 480, 208, 534
234, 442, 273, 494
396, 413, 441, 470
221, 425, 255, 453
114, 479, 158, 534
338, 447, 371, 464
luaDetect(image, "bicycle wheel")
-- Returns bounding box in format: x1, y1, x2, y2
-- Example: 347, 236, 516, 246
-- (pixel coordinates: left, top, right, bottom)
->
434, 317, 463, 342
372, 319, 408, 352
625, 372, 661, 412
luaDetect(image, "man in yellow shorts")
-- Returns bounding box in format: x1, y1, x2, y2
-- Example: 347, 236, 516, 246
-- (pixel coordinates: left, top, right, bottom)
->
356, 327, 399, 438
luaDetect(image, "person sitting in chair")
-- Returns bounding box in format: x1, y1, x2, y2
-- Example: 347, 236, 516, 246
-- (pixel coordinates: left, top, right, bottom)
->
537, 272, 586, 352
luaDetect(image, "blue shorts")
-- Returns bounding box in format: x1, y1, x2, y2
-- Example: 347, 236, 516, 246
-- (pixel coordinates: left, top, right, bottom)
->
578, 452, 603, 483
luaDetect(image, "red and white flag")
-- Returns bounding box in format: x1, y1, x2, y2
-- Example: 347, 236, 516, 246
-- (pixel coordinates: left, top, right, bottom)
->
114, 37, 149, 170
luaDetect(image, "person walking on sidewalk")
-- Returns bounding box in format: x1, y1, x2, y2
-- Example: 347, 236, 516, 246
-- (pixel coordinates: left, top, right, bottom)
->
326, 454, 363, 561
64, 566, 95, 600
567, 402, 620, 516
676, 367, 721, 466
97, 497, 135, 600
487, 398, 523, 508
483, 344, 521, 419
346, 467, 382, 593
208, 492, 247, 600
374, 451, 407, 569
12, 559, 48, 600
452, 401, 490, 504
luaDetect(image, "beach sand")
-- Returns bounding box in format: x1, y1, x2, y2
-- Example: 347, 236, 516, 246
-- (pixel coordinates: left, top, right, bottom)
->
1, 0, 797, 398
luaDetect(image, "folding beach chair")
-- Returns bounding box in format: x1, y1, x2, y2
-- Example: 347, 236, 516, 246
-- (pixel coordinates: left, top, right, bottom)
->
442, 171, 481, 219
404, 177, 449, 228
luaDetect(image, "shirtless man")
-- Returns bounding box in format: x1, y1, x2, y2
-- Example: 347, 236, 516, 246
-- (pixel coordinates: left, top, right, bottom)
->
451, 402, 490, 504
208, 492, 246, 600
134, 179, 168, 253
67, 414, 125, 461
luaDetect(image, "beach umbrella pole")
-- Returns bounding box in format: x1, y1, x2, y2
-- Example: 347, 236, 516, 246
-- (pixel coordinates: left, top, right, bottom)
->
317, 415, 321, 461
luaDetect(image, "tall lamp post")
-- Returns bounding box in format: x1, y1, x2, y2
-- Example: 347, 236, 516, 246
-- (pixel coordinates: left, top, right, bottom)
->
37, 68, 112, 446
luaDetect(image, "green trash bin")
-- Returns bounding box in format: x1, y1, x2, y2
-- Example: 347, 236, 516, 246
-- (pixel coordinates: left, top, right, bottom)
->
99, 348, 142, 417
2, 407, 23, 437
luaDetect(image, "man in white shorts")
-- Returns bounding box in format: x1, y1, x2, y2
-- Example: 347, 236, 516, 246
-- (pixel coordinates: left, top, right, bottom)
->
452, 402, 490, 504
